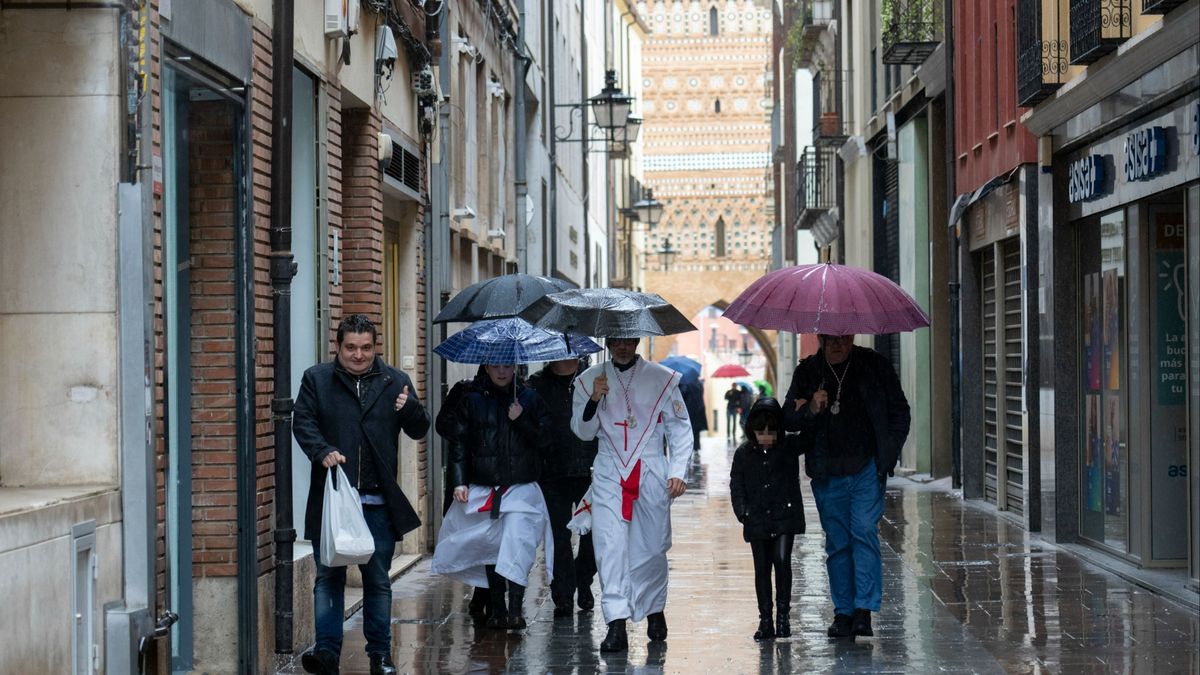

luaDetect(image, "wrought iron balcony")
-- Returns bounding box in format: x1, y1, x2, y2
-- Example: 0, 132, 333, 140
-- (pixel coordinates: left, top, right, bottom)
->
812, 69, 849, 144
796, 145, 838, 229
1016, 0, 1070, 107
792, 0, 835, 69
1069, 0, 1131, 65
1141, 0, 1186, 13
882, 0, 943, 65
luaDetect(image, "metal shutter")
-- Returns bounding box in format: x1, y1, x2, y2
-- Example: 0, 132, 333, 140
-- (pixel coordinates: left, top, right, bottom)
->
981, 237, 1025, 514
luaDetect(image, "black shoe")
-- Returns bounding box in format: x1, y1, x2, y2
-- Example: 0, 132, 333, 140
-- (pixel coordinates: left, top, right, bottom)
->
646, 612, 668, 642
776, 603, 791, 638
577, 585, 595, 611
851, 608, 873, 637
468, 588, 490, 622
301, 649, 339, 675
553, 603, 574, 618
753, 618, 775, 641
507, 614, 528, 630
827, 614, 853, 638
485, 608, 510, 630
368, 654, 397, 675
600, 619, 628, 652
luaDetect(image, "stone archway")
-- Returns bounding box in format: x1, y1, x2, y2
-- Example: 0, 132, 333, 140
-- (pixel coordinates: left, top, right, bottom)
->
643, 266, 777, 387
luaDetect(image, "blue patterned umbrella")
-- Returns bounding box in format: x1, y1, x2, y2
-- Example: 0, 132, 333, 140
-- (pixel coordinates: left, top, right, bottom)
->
661, 356, 701, 384
434, 317, 603, 365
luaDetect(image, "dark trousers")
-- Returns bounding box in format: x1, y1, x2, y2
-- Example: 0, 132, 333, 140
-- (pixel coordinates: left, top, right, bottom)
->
540, 476, 596, 607
311, 504, 397, 658
749, 534, 795, 617
726, 408, 739, 439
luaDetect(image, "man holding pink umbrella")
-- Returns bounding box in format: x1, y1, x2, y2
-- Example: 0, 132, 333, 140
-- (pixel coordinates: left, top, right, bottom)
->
723, 263, 922, 641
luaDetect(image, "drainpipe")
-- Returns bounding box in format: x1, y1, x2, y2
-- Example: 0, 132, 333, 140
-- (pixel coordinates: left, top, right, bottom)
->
547, 0, 559, 278
943, 0, 961, 489
580, 0, 590, 285
269, 0, 298, 654
514, 0, 530, 271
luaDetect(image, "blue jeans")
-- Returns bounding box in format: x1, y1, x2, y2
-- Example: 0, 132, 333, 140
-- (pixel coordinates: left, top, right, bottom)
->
311, 504, 397, 658
810, 458, 886, 616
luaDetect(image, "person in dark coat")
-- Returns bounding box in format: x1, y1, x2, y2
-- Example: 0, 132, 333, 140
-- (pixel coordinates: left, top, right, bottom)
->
681, 379, 709, 450
782, 334, 910, 640
439, 363, 552, 630
528, 358, 599, 617
729, 398, 805, 640
724, 383, 742, 443
293, 314, 430, 675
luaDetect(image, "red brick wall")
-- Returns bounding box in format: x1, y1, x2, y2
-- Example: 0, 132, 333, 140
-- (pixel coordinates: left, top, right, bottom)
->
341, 109, 385, 324
953, 0, 1038, 195
325, 82, 344, 354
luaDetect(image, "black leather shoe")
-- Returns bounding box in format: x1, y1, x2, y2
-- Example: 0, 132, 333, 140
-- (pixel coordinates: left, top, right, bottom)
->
600, 619, 628, 652
300, 649, 339, 675
827, 614, 853, 638
776, 604, 791, 638
646, 612, 668, 642
507, 612, 528, 630
577, 585, 595, 611
368, 654, 397, 675
553, 603, 573, 618
753, 618, 775, 640
468, 587, 490, 622
851, 608, 873, 637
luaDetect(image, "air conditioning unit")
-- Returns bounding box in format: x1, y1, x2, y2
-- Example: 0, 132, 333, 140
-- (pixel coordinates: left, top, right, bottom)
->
325, 0, 360, 38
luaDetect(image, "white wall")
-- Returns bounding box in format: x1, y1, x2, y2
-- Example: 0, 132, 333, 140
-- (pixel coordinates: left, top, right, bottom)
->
0, 9, 120, 487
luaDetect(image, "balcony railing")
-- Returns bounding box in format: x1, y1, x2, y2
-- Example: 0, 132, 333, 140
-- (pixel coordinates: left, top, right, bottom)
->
1141, 0, 1187, 13
812, 69, 849, 143
796, 145, 838, 229
792, 0, 834, 69
1069, 0, 1131, 65
882, 0, 943, 65
1016, 0, 1070, 107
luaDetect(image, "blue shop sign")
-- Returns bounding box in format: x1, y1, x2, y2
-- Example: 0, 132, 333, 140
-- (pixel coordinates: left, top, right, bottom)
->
1068, 154, 1106, 203
1193, 102, 1198, 155
1124, 126, 1167, 182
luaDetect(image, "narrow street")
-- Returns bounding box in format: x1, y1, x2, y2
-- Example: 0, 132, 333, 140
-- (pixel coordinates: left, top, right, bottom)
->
278, 437, 1199, 674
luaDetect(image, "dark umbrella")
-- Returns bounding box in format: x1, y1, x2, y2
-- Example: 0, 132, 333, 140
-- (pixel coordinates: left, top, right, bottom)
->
433, 273, 575, 324
520, 288, 696, 338
434, 318, 603, 364
661, 356, 702, 383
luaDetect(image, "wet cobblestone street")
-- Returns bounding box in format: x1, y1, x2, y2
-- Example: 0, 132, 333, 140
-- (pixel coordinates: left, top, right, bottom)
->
279, 437, 1199, 674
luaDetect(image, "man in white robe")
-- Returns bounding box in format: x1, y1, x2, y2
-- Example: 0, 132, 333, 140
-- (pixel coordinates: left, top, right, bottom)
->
571, 337, 693, 652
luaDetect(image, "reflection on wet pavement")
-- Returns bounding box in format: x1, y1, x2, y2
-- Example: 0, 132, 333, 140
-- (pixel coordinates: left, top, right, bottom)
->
278, 437, 1199, 674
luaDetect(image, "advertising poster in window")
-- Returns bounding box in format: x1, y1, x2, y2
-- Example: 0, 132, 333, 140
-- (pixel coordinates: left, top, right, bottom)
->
1085, 394, 1102, 513
1104, 395, 1122, 516
1103, 270, 1121, 391
1084, 274, 1102, 391
1150, 206, 1187, 560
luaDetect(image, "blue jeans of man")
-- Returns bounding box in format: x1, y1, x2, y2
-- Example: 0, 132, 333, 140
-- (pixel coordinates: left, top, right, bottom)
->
809, 458, 886, 616
311, 503, 397, 658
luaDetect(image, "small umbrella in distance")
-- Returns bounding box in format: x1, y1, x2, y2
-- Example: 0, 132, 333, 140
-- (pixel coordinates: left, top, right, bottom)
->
661, 356, 702, 384
520, 288, 696, 338
434, 317, 602, 365
433, 273, 575, 324
723, 263, 930, 335
711, 363, 752, 378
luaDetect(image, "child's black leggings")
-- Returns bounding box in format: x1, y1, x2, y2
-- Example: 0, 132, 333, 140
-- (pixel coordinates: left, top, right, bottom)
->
750, 534, 795, 612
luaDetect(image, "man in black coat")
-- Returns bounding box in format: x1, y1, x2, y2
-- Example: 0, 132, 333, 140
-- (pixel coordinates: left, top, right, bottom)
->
293, 314, 429, 675
783, 334, 910, 641
528, 358, 599, 617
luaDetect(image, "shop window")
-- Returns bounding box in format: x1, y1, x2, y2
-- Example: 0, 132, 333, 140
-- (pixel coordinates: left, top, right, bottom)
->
1078, 210, 1128, 551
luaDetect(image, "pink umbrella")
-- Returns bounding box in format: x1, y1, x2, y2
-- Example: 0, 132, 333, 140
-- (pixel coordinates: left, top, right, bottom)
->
711, 363, 751, 378
723, 263, 930, 335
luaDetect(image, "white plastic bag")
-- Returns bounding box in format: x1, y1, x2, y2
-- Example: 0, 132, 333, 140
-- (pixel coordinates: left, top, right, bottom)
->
320, 465, 375, 566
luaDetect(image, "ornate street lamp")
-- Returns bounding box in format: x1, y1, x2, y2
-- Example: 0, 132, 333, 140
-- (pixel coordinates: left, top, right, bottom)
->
737, 337, 753, 366
633, 188, 664, 228
589, 70, 634, 131
656, 235, 678, 271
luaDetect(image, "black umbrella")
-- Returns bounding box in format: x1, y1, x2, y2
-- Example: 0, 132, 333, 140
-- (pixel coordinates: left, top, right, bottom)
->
519, 288, 697, 338
433, 273, 576, 324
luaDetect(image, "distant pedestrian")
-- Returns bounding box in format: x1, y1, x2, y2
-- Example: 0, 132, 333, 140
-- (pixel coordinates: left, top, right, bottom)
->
739, 386, 754, 432
528, 358, 599, 617
293, 314, 429, 675
724, 382, 742, 443
432, 363, 553, 632
681, 379, 709, 450
729, 398, 804, 640
783, 334, 910, 639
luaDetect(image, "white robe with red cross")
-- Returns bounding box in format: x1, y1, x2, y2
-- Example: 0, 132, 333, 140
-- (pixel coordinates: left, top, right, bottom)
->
571, 358, 693, 622
431, 482, 554, 588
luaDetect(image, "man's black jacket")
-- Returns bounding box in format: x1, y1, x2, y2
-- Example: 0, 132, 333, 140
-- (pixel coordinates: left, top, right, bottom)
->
782, 345, 911, 481
293, 356, 430, 540
527, 365, 598, 480
446, 380, 551, 488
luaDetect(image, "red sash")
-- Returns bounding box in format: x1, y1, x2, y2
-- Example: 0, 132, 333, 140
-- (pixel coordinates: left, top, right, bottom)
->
620, 460, 642, 521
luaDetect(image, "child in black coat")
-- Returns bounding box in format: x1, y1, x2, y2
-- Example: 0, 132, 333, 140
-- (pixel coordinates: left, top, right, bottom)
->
729, 397, 806, 640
